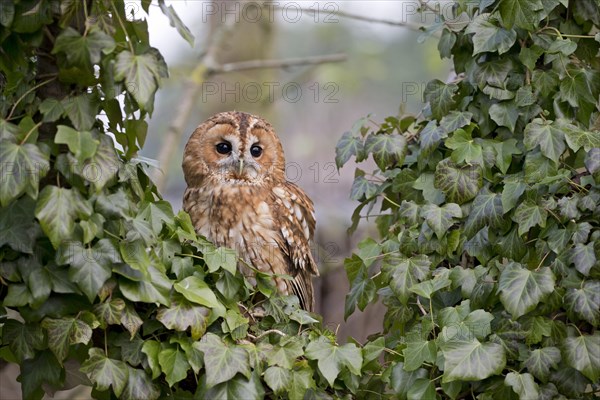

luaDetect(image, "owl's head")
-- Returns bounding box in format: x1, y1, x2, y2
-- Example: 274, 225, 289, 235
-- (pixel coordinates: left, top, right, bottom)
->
182, 111, 286, 187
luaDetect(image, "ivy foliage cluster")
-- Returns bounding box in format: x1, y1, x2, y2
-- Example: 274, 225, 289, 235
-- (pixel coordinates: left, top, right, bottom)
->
0, 1, 381, 399
337, 0, 600, 398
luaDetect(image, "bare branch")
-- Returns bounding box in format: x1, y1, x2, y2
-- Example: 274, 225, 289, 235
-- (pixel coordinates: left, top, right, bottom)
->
274, 5, 424, 31
210, 53, 347, 75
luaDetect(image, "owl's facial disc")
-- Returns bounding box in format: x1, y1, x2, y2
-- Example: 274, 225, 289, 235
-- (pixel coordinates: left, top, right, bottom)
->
210, 134, 262, 183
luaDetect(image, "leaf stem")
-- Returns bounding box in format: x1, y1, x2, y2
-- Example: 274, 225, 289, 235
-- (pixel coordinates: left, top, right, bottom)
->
247, 329, 287, 342
383, 347, 402, 357
7, 78, 56, 120
381, 195, 401, 208
538, 27, 596, 39
535, 252, 550, 271
175, 252, 204, 260
103, 229, 122, 241
111, 3, 135, 54
19, 121, 42, 145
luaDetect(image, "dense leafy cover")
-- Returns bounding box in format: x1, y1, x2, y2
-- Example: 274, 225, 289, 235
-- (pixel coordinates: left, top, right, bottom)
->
0, 1, 380, 399
338, 0, 600, 398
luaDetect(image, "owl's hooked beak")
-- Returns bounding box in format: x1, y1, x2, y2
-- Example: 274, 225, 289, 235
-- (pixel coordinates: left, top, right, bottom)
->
238, 159, 244, 176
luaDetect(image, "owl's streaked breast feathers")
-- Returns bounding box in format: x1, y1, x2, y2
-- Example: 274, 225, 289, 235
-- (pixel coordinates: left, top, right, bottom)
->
182, 111, 319, 311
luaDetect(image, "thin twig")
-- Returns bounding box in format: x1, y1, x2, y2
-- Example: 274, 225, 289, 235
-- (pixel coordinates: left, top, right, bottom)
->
247, 329, 287, 341
274, 5, 423, 31
7, 78, 56, 120
210, 53, 347, 75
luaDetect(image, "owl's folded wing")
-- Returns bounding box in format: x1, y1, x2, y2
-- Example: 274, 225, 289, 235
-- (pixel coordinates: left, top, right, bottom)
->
271, 182, 319, 311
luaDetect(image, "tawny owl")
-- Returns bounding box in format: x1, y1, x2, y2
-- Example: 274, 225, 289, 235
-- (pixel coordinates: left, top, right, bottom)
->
182, 111, 319, 311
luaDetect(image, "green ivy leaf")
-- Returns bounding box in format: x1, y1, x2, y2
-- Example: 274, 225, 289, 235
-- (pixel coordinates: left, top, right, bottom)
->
523, 119, 565, 164
409, 273, 452, 299
305, 339, 362, 386
1, 320, 44, 362
440, 339, 506, 382
445, 129, 483, 165
403, 340, 436, 371
52, 27, 115, 70
35, 186, 92, 249
120, 305, 143, 339
569, 242, 596, 276
194, 333, 250, 387
501, 179, 526, 213
156, 293, 210, 340
62, 94, 98, 131
385, 255, 431, 305
489, 100, 519, 132
407, 378, 437, 400
419, 120, 447, 158
335, 131, 365, 168
199, 372, 265, 400
364, 132, 407, 170
83, 135, 120, 192
464, 189, 506, 238
505, 372, 540, 400
547, 38, 577, 56
56, 239, 117, 302
465, 13, 517, 55
114, 51, 164, 110
565, 281, 600, 325
439, 111, 473, 134
265, 337, 304, 369
434, 158, 482, 204
80, 347, 129, 397
424, 80, 458, 120
420, 203, 462, 239
121, 367, 160, 400
264, 366, 290, 395
523, 347, 561, 382
344, 266, 376, 319
498, 0, 544, 29
438, 28, 456, 58
158, 344, 190, 386
204, 246, 238, 275
174, 275, 222, 309
0, 196, 38, 253
498, 263, 555, 319
0, 140, 49, 207
19, 350, 62, 400
389, 362, 428, 397
524, 151, 558, 184
532, 70, 559, 95
519, 45, 544, 71
119, 265, 172, 306
94, 298, 125, 327
414, 172, 445, 204
562, 332, 600, 382
158, 0, 195, 46
39, 99, 65, 122
42, 317, 93, 363
563, 125, 600, 152
559, 72, 596, 108
55, 125, 98, 162
512, 200, 548, 235
350, 174, 378, 201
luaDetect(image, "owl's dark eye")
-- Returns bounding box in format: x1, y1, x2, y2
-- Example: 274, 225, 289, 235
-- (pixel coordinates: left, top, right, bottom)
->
250, 145, 263, 157
216, 142, 232, 154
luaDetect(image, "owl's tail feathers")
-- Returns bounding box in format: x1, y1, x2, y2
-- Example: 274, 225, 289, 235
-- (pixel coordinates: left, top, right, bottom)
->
291, 271, 315, 312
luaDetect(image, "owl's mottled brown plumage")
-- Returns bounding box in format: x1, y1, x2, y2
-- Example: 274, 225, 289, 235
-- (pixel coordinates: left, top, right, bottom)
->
182, 111, 319, 311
